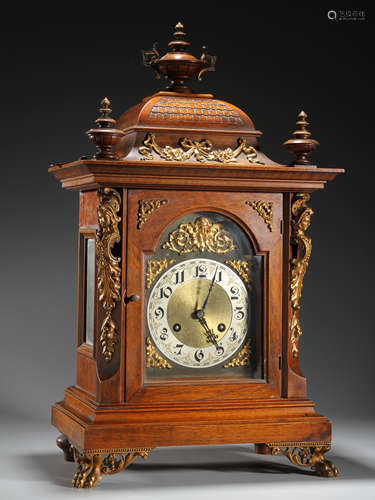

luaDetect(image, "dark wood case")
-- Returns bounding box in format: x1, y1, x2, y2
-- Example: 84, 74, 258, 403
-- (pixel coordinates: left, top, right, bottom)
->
50, 23, 344, 488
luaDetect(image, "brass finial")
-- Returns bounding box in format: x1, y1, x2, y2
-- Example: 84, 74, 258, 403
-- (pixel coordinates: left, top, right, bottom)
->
283, 110, 320, 166
85, 97, 124, 160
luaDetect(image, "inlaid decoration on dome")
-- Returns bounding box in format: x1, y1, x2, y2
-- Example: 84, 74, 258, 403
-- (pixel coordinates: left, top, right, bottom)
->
149, 97, 244, 126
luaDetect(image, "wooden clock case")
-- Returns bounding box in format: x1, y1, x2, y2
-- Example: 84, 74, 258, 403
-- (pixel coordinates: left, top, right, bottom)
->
50, 23, 344, 488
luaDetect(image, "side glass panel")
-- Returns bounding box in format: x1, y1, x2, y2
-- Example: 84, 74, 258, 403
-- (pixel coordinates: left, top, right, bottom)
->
84, 238, 95, 346
144, 211, 263, 382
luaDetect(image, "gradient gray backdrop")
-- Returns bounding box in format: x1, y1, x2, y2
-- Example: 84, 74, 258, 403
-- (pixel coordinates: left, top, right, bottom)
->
1, 6, 373, 427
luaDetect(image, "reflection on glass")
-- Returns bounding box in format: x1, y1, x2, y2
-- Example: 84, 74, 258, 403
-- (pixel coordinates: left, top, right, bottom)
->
85, 239, 95, 345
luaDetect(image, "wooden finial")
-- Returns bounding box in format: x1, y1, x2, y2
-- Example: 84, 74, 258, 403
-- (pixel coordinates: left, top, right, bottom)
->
283, 110, 320, 166
86, 98, 124, 160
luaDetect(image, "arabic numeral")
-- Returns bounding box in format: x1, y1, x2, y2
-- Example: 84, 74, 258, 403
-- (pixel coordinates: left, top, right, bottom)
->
174, 344, 184, 355
160, 286, 172, 299
175, 270, 185, 284
154, 306, 164, 319
234, 306, 245, 320
215, 270, 223, 282
230, 285, 240, 300
194, 349, 204, 362
216, 346, 224, 356
229, 327, 238, 341
160, 327, 168, 341
195, 264, 207, 278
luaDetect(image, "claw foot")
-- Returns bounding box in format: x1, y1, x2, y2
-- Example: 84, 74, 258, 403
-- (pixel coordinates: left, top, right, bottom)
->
72, 451, 103, 488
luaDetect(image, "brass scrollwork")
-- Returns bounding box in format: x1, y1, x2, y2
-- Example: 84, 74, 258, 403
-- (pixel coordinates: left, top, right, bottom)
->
290, 193, 314, 357
225, 260, 251, 286
71, 446, 152, 488
223, 339, 251, 368
162, 216, 236, 255
96, 188, 121, 362
139, 133, 264, 164
266, 441, 338, 477
146, 259, 176, 288
246, 201, 273, 231
146, 337, 172, 368
137, 199, 167, 229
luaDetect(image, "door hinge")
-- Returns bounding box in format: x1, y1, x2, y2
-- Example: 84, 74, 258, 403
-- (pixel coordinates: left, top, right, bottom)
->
278, 355, 282, 370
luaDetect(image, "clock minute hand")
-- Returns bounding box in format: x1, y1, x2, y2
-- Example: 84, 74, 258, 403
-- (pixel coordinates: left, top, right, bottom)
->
201, 266, 218, 312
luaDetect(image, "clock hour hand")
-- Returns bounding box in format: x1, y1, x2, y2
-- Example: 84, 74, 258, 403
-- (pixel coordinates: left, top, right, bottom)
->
195, 310, 219, 348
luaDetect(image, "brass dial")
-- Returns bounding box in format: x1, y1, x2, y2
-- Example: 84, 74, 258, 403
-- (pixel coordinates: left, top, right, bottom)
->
167, 279, 232, 348
147, 258, 249, 368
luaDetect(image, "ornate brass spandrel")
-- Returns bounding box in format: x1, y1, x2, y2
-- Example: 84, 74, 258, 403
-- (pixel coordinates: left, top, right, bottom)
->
96, 188, 122, 362
146, 337, 172, 368
223, 339, 251, 368
137, 199, 167, 229
162, 216, 237, 255
290, 193, 314, 357
139, 133, 264, 164
266, 441, 338, 477
225, 259, 251, 286
246, 201, 273, 231
146, 259, 176, 289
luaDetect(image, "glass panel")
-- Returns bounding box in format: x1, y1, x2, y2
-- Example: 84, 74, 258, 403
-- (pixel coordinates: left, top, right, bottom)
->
145, 211, 263, 382
85, 238, 95, 345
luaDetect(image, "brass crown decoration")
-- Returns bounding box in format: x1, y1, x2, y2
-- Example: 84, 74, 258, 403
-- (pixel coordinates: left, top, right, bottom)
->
162, 216, 236, 254
142, 22, 216, 92
96, 188, 122, 361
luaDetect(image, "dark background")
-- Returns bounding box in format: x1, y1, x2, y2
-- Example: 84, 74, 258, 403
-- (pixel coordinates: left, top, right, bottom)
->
1, 6, 373, 424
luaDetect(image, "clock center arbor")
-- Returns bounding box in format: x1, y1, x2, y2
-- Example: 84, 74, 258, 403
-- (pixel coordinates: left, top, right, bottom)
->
50, 23, 343, 488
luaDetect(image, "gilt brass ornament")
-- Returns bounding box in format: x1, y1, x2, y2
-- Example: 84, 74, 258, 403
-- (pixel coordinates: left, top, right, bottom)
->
223, 339, 251, 367
96, 188, 121, 362
265, 441, 338, 477
139, 133, 264, 164
146, 337, 172, 368
246, 201, 273, 231
102, 450, 151, 474
146, 258, 176, 288
290, 193, 314, 357
162, 216, 237, 254
225, 259, 251, 286
71, 446, 152, 488
137, 199, 167, 229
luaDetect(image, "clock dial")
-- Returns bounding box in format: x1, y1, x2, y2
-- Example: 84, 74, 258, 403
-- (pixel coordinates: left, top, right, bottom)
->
147, 258, 249, 368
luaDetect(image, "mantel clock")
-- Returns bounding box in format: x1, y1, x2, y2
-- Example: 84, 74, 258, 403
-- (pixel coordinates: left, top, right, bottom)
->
50, 23, 344, 488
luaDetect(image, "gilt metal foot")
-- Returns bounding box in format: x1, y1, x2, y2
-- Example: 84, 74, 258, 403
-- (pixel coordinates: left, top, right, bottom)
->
262, 441, 339, 477
72, 450, 103, 488
70, 447, 152, 488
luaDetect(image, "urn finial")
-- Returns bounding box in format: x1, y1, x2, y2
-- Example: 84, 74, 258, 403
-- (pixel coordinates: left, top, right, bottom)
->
142, 22, 216, 93
283, 110, 320, 166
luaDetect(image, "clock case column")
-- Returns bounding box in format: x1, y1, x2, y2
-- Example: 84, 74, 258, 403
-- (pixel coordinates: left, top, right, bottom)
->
50, 160, 342, 478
